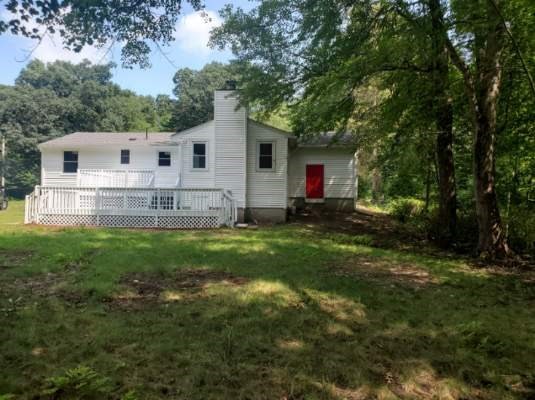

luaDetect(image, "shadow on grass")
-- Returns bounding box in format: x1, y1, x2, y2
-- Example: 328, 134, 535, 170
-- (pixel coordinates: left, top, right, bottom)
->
1, 225, 534, 398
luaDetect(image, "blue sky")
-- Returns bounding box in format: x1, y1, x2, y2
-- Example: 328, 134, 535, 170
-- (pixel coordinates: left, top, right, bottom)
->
0, 1, 253, 97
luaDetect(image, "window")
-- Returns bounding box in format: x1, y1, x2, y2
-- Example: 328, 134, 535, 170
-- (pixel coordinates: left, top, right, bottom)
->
258, 142, 274, 170
193, 142, 207, 169
63, 151, 78, 173
120, 149, 130, 164
158, 151, 171, 166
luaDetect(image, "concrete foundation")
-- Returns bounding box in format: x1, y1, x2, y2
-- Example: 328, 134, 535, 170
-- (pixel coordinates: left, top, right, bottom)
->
244, 208, 287, 223
289, 197, 355, 213
237, 208, 245, 223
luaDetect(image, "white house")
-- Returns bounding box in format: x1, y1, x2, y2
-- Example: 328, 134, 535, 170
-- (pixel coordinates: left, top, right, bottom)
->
25, 89, 357, 229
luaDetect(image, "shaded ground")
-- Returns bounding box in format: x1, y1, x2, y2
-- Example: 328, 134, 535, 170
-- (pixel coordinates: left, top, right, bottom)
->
1, 201, 535, 399
291, 206, 433, 251
291, 205, 535, 280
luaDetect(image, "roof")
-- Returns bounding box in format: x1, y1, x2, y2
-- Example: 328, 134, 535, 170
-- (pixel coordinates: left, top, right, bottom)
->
297, 132, 354, 147
247, 119, 295, 138
39, 132, 177, 149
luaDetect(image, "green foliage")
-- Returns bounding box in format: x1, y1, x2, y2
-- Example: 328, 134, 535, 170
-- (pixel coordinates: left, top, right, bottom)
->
0, 1, 203, 67
42, 366, 111, 399
388, 198, 425, 223
171, 62, 239, 131
506, 206, 535, 255
0, 60, 173, 197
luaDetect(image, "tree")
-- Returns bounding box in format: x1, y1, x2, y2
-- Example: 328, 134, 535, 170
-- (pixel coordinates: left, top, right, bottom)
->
171, 62, 238, 131
0, 0, 204, 66
441, 0, 511, 257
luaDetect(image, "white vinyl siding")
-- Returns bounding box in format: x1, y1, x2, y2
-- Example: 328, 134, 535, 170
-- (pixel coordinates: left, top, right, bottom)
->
41, 145, 180, 187
246, 121, 288, 208
175, 121, 216, 188
288, 148, 357, 199
214, 91, 247, 208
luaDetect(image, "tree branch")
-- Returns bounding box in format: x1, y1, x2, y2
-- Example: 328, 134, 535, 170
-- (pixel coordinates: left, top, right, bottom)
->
487, 0, 535, 97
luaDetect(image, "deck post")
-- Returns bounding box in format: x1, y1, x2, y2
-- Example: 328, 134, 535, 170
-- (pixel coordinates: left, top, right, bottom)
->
34, 185, 40, 224
155, 188, 160, 227
95, 187, 100, 226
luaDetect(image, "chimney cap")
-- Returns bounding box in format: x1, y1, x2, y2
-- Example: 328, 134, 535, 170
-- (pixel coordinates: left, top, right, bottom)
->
221, 80, 237, 90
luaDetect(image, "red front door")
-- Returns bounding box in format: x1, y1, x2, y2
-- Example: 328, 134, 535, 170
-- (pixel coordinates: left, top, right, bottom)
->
306, 164, 324, 199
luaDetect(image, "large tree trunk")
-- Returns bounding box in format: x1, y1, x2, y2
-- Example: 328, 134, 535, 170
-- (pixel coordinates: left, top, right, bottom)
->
435, 99, 456, 245
429, 0, 457, 245
472, 0, 510, 257
445, 0, 511, 258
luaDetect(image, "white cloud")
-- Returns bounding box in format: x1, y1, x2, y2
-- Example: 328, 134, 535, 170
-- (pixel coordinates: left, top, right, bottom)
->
174, 10, 222, 54
1, 8, 111, 64
29, 34, 110, 64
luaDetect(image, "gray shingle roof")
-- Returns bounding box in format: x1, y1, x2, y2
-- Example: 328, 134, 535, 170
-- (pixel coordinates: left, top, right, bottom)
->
297, 132, 354, 147
39, 132, 177, 148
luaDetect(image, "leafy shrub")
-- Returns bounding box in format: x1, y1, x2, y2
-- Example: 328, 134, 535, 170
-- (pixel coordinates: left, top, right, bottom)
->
42, 366, 111, 399
388, 198, 425, 223
506, 206, 535, 255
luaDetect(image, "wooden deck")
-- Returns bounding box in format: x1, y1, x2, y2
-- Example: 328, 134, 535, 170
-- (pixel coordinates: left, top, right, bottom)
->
25, 186, 237, 229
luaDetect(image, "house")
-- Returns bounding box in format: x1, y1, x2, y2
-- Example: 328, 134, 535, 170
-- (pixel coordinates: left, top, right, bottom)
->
25, 89, 358, 229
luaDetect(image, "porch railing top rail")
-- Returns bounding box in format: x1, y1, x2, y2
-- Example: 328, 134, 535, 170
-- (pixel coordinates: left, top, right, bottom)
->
40, 186, 226, 191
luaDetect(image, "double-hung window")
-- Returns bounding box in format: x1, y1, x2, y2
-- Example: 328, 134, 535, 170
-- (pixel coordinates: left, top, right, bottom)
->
120, 149, 130, 164
257, 142, 274, 171
192, 142, 207, 169
158, 151, 171, 166
63, 151, 78, 173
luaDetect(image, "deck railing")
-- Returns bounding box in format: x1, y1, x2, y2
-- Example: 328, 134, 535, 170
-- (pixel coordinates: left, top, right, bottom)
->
25, 186, 237, 228
77, 169, 156, 188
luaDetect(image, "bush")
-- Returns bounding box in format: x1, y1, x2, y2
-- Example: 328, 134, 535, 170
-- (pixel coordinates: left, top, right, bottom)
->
507, 206, 535, 255
388, 198, 425, 223
42, 366, 111, 399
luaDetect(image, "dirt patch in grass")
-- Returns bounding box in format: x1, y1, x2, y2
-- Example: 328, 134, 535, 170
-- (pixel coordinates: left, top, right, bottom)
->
107, 268, 249, 310
0, 249, 33, 269
329, 256, 439, 288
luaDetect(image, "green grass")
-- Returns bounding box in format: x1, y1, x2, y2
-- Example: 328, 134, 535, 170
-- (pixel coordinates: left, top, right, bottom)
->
1, 201, 534, 399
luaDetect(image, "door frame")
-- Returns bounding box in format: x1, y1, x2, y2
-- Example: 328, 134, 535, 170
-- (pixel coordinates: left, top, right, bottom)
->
305, 163, 325, 203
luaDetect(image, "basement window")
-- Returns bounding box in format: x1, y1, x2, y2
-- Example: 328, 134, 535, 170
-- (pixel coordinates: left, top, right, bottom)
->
257, 142, 274, 170
192, 142, 207, 169
63, 151, 78, 173
158, 151, 171, 167
120, 149, 130, 164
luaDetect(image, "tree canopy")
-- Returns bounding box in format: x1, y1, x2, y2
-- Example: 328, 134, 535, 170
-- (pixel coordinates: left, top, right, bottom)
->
171, 62, 238, 131
0, 0, 204, 66
0, 60, 171, 196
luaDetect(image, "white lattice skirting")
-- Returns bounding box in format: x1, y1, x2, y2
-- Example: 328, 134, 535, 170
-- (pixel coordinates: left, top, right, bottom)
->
38, 214, 221, 229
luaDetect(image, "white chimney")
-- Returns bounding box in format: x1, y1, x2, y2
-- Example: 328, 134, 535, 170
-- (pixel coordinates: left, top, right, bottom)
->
214, 89, 247, 212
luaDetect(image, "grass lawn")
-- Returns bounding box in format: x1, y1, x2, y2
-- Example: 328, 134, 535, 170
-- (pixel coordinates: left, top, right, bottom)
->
1, 201, 534, 399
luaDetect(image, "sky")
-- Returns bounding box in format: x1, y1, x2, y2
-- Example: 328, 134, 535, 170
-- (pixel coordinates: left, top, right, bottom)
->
0, 1, 253, 97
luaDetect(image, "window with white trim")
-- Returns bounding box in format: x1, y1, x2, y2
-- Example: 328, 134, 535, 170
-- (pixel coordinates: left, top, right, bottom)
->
257, 142, 274, 170
192, 142, 207, 169
63, 151, 78, 173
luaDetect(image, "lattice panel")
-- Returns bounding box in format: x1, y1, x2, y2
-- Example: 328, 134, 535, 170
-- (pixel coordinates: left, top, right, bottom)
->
126, 195, 149, 209
101, 195, 124, 209
99, 215, 156, 228
78, 194, 96, 209
158, 216, 219, 229
37, 214, 221, 229
39, 214, 97, 226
